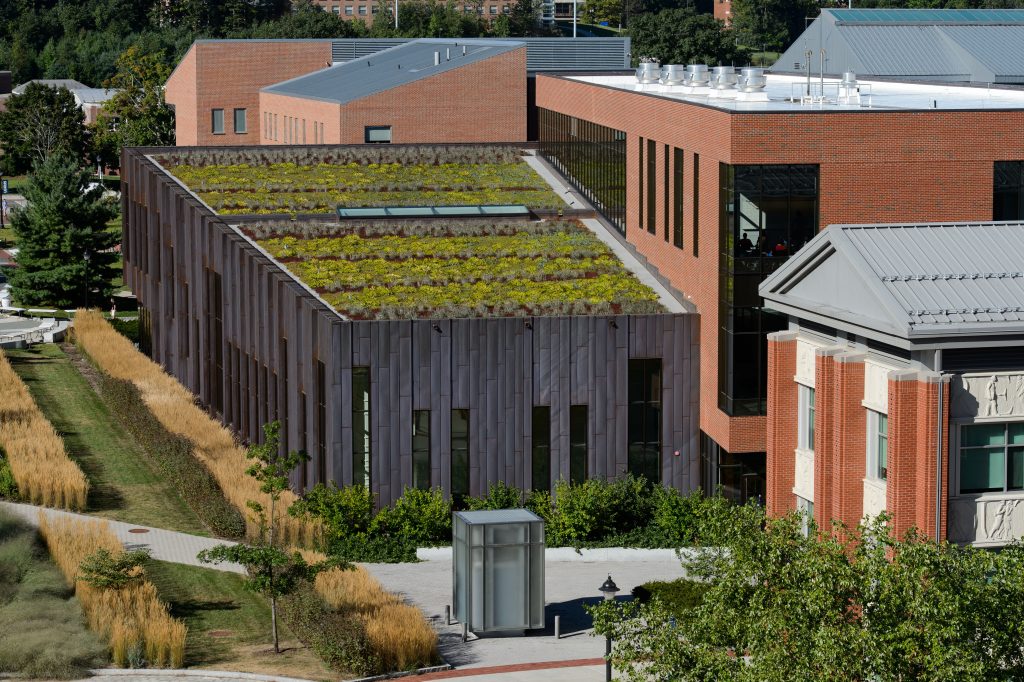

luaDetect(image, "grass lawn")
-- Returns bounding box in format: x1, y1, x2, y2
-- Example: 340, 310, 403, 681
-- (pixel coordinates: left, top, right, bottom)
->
146, 561, 333, 680
6, 344, 208, 535
0, 510, 107, 679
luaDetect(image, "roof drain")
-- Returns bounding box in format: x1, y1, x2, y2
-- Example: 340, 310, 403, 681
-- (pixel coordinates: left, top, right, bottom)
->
434, 51, 440, 66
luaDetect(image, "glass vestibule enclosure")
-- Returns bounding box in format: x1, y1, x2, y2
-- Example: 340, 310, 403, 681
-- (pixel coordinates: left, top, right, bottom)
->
452, 509, 545, 634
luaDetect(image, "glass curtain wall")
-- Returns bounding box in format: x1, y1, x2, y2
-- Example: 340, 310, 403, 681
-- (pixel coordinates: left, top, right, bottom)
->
719, 164, 819, 416
538, 108, 627, 233
994, 161, 1024, 221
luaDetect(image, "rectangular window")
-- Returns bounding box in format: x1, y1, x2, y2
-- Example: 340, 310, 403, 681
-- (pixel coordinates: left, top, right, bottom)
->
412, 410, 431, 490
490, 4, 497, 11
451, 409, 470, 498
867, 410, 888, 480
798, 385, 815, 451
345, 5, 353, 13
569, 405, 588, 485
352, 367, 371, 488
211, 108, 224, 134
646, 139, 657, 235
233, 108, 247, 134
638, 137, 644, 232
663, 143, 670, 242
718, 163, 819, 416
537, 109, 627, 234
994, 161, 1024, 221
959, 422, 1024, 494
692, 152, 700, 257
358, 4, 367, 13
796, 495, 814, 537
365, 126, 392, 143
333, 5, 340, 13
531, 406, 551, 492
628, 359, 662, 483
673, 147, 684, 248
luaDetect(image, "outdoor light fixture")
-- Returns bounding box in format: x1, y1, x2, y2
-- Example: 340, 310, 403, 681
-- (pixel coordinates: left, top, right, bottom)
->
599, 575, 619, 681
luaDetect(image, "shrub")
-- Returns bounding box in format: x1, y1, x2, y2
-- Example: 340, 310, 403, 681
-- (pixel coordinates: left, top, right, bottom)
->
466, 480, 524, 510
632, 579, 709, 619
373, 487, 451, 546
546, 475, 655, 546
0, 450, 17, 499
90, 373, 246, 539
77, 548, 150, 590
0, 349, 89, 510
290, 482, 375, 536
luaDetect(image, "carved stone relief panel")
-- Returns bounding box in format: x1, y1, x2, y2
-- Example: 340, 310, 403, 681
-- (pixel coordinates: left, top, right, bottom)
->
862, 478, 887, 519
795, 339, 818, 387
949, 496, 1024, 546
794, 448, 814, 501
951, 372, 1024, 420
863, 359, 896, 412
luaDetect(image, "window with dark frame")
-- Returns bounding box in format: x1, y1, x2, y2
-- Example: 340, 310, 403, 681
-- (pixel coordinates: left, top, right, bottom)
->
959, 422, 1024, 494
639, 136, 644, 231
352, 367, 371, 488
663, 143, 670, 242
692, 152, 700, 257
233, 108, 247, 134
531, 406, 551, 492
412, 410, 430, 490
365, 126, 392, 143
211, 108, 224, 135
994, 160, 1024, 221
673, 147, 684, 248
646, 139, 656, 235
569, 405, 588, 485
628, 359, 662, 483
451, 409, 470, 499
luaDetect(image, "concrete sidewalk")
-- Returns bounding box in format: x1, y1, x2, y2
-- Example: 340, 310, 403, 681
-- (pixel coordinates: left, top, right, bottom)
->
0, 500, 243, 573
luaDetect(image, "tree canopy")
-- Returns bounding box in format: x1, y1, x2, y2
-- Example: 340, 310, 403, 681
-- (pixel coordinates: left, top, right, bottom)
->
0, 83, 88, 175
8, 152, 119, 308
627, 8, 748, 66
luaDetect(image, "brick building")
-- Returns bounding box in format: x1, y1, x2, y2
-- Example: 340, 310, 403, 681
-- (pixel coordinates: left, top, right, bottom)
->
310, 0, 555, 25
759, 220, 1024, 547
534, 69, 1024, 503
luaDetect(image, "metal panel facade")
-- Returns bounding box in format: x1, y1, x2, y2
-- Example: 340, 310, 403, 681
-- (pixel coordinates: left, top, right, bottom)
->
122, 146, 700, 506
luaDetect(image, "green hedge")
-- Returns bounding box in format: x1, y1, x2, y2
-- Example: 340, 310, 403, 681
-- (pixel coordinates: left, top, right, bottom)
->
278, 581, 379, 677
90, 372, 245, 539
632, 579, 709, 619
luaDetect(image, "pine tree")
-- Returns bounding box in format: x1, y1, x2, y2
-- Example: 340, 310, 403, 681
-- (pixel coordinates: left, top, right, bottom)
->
9, 153, 119, 309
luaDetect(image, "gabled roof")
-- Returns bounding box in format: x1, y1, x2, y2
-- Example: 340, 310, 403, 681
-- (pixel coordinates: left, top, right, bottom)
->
775, 9, 1024, 83
12, 79, 89, 94
759, 222, 1024, 347
73, 88, 118, 105
262, 38, 524, 105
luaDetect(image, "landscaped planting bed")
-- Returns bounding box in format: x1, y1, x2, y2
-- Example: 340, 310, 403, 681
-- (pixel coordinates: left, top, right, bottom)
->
246, 219, 664, 319
161, 145, 565, 215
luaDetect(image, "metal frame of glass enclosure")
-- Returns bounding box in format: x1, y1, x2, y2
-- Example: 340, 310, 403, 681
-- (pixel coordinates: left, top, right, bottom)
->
452, 509, 545, 633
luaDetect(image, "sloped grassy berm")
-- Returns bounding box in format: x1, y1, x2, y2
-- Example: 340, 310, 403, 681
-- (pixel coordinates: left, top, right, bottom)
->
159, 145, 565, 215
245, 218, 665, 319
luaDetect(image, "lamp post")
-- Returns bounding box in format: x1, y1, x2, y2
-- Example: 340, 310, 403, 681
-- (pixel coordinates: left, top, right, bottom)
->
83, 251, 91, 309
599, 575, 619, 682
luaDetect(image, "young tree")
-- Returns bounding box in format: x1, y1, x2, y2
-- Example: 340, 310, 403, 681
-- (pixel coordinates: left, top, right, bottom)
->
0, 82, 87, 175
8, 153, 118, 308
627, 8, 748, 66
91, 46, 175, 170
199, 421, 341, 654
78, 548, 151, 590
730, 0, 819, 53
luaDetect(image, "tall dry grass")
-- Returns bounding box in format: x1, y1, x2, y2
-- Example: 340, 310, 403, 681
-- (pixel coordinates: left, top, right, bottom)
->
300, 549, 438, 672
73, 310, 310, 545
0, 349, 89, 510
37, 514, 186, 668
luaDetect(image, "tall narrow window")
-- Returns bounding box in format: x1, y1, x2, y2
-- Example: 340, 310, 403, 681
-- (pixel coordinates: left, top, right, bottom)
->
798, 386, 815, 451
673, 147, 684, 248
233, 108, 247, 134
663, 143, 670, 242
628, 359, 662, 483
646, 139, 657, 235
638, 137, 644, 231
531, 406, 551, 491
692, 152, 700, 257
451, 409, 470, 499
867, 410, 888, 480
994, 160, 1024, 221
211, 109, 224, 134
317, 360, 327, 484
412, 410, 431, 490
352, 367, 371, 488
569, 405, 588, 485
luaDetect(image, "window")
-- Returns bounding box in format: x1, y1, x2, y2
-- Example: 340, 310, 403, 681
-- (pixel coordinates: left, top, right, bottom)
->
569, 405, 588, 485
628, 359, 662, 483
673, 147, 684, 248
663, 143, 670, 242
490, 5, 497, 12
796, 495, 814, 537
646, 139, 657, 235
959, 422, 1024, 494
358, 5, 367, 14
365, 126, 392, 144
532, 406, 551, 491
692, 152, 699, 257
867, 410, 888, 480
211, 108, 224, 134
798, 385, 815, 451
451, 409, 470, 498
332, 5, 340, 13
718, 163, 819, 415
537, 109, 627, 234
352, 367, 370, 488
638, 137, 644, 231
345, 5, 353, 14
994, 161, 1024, 221
412, 410, 430, 490
372, 4, 379, 12
233, 108, 247, 134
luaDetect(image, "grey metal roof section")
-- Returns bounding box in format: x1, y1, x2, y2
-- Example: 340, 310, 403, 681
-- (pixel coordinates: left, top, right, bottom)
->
72, 88, 118, 104
330, 37, 630, 71
12, 79, 88, 94
760, 222, 1024, 346
454, 509, 543, 524
264, 38, 524, 105
775, 8, 1024, 83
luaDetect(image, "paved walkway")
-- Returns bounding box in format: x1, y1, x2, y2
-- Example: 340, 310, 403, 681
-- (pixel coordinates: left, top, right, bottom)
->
0, 500, 244, 573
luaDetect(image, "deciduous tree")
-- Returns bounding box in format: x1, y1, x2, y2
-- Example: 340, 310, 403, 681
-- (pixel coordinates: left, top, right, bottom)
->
0, 83, 87, 175
627, 8, 747, 67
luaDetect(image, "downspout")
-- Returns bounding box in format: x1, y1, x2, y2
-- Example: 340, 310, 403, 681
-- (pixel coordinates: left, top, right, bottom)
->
935, 349, 943, 541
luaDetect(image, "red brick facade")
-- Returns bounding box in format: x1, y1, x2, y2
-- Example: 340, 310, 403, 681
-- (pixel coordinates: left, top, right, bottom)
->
258, 47, 526, 144
534, 74, 1024, 456
766, 331, 797, 516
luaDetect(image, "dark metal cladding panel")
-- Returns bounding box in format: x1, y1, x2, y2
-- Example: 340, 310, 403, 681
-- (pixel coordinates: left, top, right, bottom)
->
613, 316, 630, 478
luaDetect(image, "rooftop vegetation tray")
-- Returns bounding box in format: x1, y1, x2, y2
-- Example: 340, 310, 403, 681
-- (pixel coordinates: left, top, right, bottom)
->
243, 219, 664, 319
158, 145, 565, 215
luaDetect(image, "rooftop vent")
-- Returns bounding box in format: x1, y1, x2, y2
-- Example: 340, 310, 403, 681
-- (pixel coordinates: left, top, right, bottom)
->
636, 58, 661, 84
686, 64, 709, 86
712, 65, 737, 90
739, 67, 766, 92
660, 64, 687, 86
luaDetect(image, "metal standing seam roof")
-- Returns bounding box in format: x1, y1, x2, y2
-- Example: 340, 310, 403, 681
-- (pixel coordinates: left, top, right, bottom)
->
830, 8, 1024, 25
262, 38, 525, 105
837, 25, 968, 77
454, 509, 543, 524
760, 221, 1024, 342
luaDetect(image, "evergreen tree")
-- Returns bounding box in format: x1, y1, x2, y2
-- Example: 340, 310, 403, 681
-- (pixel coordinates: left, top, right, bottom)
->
9, 153, 119, 309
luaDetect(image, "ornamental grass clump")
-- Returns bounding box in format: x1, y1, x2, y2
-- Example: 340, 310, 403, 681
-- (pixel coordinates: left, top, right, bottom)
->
37, 515, 186, 668
72, 310, 313, 546
0, 349, 88, 510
